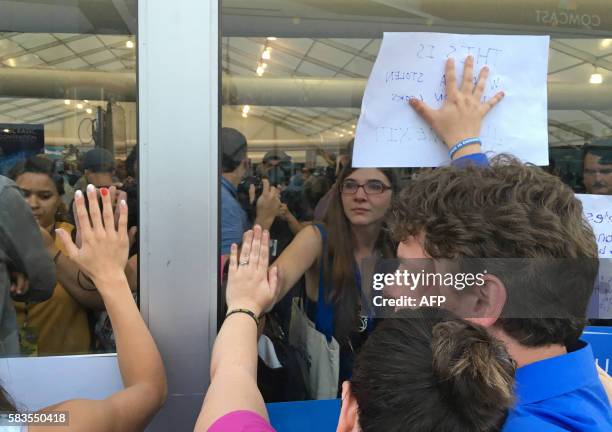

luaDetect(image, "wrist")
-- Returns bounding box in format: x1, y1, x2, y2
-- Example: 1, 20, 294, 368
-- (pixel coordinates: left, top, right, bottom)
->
452, 145, 482, 159
227, 301, 263, 318
448, 137, 482, 160
254, 214, 274, 230
92, 270, 128, 292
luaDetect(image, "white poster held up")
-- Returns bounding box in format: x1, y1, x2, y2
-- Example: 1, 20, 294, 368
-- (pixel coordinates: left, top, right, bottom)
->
578, 194, 612, 319
578, 194, 612, 258
353, 32, 550, 168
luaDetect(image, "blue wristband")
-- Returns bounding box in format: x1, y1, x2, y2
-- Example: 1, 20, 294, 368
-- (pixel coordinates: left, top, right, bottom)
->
449, 138, 481, 159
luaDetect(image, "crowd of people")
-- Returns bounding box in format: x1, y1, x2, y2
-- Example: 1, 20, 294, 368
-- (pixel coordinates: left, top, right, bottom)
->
0, 55, 611, 431
0, 145, 138, 356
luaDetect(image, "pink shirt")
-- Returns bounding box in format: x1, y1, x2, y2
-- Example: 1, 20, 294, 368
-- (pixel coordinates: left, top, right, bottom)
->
208, 410, 276, 432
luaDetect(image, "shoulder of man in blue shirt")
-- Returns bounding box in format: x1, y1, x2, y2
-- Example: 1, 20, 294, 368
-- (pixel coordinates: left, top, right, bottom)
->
503, 341, 612, 432
220, 177, 249, 255
449, 154, 611, 430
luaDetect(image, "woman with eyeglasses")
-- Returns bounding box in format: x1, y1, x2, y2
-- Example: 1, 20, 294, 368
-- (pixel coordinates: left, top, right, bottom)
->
270, 161, 398, 392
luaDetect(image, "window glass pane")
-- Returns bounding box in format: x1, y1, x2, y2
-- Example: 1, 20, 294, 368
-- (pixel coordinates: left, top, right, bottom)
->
220, 0, 612, 401
0, 1, 137, 357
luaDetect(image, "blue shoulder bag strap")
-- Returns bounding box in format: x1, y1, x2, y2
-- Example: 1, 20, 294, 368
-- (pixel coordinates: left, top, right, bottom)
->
313, 223, 334, 343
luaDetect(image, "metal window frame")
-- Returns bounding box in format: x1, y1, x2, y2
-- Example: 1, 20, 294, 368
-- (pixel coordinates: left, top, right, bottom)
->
138, 0, 219, 429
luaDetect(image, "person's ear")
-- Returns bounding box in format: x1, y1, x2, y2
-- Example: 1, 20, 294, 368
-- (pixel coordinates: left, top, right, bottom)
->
240, 158, 250, 173
466, 273, 507, 328
336, 381, 359, 432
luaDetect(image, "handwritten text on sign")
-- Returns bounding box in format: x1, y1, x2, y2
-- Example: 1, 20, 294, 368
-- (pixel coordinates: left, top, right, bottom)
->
578, 194, 612, 257
577, 194, 612, 318
353, 33, 550, 168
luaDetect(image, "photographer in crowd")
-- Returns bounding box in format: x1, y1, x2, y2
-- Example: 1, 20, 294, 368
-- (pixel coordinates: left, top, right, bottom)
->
220, 128, 281, 257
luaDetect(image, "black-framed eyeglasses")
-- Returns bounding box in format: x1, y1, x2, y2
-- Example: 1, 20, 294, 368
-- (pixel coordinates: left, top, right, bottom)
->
340, 179, 392, 195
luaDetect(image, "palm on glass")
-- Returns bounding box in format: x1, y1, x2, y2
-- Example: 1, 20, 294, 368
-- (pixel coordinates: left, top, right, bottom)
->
72, 185, 128, 248
227, 225, 279, 318
56, 184, 129, 290
409, 56, 505, 157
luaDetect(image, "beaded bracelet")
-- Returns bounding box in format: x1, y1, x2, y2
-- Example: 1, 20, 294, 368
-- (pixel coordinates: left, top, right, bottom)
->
226, 308, 260, 326
449, 137, 481, 159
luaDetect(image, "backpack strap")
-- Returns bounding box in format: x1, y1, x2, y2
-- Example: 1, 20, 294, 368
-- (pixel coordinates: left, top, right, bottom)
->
313, 223, 334, 342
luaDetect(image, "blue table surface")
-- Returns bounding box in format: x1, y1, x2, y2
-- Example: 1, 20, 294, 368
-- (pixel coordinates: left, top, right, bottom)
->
267, 399, 340, 432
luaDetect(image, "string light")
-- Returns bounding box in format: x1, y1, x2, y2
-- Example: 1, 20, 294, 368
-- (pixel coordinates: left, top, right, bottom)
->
255, 43, 272, 76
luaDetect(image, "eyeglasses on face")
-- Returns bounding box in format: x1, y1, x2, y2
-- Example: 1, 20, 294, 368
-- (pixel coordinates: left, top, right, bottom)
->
340, 179, 391, 195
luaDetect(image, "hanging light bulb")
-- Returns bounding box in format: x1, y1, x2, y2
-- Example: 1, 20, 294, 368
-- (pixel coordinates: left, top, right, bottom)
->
590, 67, 603, 85
256, 64, 265, 76
242, 105, 250, 114
262, 48, 271, 60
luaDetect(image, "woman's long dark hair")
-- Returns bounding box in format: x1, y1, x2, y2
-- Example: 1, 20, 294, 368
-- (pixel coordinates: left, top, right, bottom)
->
319, 161, 398, 343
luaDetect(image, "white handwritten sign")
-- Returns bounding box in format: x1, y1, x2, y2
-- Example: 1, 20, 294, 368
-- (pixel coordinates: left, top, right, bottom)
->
578, 194, 612, 258
353, 32, 550, 168
578, 194, 612, 318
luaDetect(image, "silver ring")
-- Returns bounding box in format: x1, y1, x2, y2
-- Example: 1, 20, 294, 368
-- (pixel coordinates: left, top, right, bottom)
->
239, 260, 249, 266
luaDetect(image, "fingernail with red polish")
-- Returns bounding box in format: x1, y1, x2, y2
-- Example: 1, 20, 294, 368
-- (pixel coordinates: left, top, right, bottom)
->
100, 188, 109, 197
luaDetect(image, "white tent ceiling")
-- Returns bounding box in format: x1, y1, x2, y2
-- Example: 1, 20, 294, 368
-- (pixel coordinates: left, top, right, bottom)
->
0, 32, 135, 128
0, 0, 611, 150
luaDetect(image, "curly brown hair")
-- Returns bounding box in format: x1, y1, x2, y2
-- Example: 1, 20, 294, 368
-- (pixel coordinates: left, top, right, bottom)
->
389, 155, 598, 347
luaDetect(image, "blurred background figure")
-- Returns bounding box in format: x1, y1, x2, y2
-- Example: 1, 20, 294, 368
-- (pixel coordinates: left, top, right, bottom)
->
220, 128, 281, 257
0, 174, 55, 356
10, 156, 102, 356
583, 139, 612, 195
259, 149, 292, 187
73, 147, 117, 191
